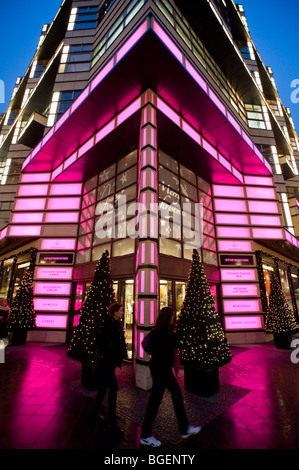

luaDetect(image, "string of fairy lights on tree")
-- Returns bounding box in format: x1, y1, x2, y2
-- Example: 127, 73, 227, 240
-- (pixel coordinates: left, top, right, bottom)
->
176, 249, 232, 370
265, 270, 298, 335
68, 250, 116, 365
8, 248, 37, 332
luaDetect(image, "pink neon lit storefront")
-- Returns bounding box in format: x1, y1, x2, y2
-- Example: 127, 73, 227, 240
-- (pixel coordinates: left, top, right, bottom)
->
0, 16, 298, 363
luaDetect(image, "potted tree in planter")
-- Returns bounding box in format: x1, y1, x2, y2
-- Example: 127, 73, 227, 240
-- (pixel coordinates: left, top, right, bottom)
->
265, 270, 298, 349
67, 250, 116, 389
176, 249, 232, 396
8, 249, 37, 346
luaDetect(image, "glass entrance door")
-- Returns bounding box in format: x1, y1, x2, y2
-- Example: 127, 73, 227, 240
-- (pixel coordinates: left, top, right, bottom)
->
121, 280, 134, 359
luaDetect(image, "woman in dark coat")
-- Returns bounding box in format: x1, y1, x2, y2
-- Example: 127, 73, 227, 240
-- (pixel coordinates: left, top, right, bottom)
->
93, 302, 127, 435
140, 306, 201, 447
0, 298, 11, 339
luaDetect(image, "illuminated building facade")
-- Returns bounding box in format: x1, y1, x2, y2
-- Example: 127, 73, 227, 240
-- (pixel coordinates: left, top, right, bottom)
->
0, 0, 299, 386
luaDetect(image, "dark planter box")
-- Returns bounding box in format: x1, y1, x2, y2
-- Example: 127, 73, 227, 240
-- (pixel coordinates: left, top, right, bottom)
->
184, 365, 219, 396
81, 363, 97, 390
11, 330, 27, 346
273, 332, 293, 349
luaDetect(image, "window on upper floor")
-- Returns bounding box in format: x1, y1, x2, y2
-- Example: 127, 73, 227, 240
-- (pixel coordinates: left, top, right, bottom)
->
245, 104, 266, 129
59, 44, 93, 73
68, 6, 99, 31
56, 90, 82, 120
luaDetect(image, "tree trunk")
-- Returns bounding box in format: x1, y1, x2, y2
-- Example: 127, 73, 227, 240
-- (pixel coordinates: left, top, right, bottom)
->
273, 332, 292, 349
184, 365, 219, 396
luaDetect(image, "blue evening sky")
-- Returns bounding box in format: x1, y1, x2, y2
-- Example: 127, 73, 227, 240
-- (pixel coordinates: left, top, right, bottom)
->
0, 0, 298, 131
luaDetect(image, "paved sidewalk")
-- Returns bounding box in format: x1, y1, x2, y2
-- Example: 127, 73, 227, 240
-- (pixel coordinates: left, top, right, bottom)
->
0, 339, 299, 451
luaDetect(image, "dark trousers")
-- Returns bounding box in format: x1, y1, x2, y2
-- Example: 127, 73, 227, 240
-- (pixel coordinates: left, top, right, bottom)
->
141, 367, 188, 438
94, 366, 119, 425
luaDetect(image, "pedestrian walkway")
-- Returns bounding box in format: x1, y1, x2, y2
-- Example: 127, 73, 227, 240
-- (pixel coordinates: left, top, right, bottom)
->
0, 339, 299, 450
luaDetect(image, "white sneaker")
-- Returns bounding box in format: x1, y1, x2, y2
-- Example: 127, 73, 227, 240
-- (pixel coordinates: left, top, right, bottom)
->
140, 436, 161, 447
181, 425, 202, 439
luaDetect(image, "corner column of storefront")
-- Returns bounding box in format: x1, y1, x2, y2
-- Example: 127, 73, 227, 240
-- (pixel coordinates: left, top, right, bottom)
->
134, 96, 159, 390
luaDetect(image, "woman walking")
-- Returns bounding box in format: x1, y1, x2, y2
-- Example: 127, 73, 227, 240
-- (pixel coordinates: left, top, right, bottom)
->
140, 306, 201, 447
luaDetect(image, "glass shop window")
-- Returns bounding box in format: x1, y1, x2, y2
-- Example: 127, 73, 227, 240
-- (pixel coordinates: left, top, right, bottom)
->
262, 263, 274, 305
0, 262, 14, 298
279, 266, 294, 311
12, 262, 30, 299
160, 280, 173, 310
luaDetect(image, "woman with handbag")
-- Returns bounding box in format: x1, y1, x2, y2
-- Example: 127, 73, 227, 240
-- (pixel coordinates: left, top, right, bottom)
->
140, 306, 201, 447
0, 298, 11, 340
92, 302, 127, 435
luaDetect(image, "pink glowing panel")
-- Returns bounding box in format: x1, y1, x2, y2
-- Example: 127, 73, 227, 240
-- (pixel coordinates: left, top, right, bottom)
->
244, 176, 273, 186
42, 127, 55, 146
213, 185, 245, 198
34, 282, 71, 296
45, 212, 79, 223
70, 86, 90, 114
150, 215, 157, 238
151, 170, 155, 189
223, 299, 261, 313
73, 313, 81, 327
209, 89, 226, 115
64, 152, 78, 170
12, 213, 44, 224
117, 98, 141, 126
218, 240, 253, 252
185, 60, 208, 93
21, 173, 51, 183
222, 284, 259, 297
246, 187, 276, 199
36, 314, 68, 329
15, 198, 46, 211
218, 154, 232, 172
254, 146, 264, 162
117, 20, 148, 62
139, 331, 145, 358
241, 129, 253, 149
252, 228, 284, 239
18, 184, 48, 196
232, 167, 243, 183
22, 155, 31, 169
250, 215, 281, 226
202, 138, 217, 160
215, 214, 249, 225
227, 112, 241, 133
214, 198, 247, 212
150, 242, 155, 264
40, 238, 76, 250
264, 159, 273, 174
153, 20, 183, 63
78, 137, 94, 159
0, 227, 8, 240
140, 270, 145, 293
157, 98, 180, 126
141, 243, 145, 264
50, 183, 82, 195
225, 316, 262, 330
139, 300, 144, 324
55, 108, 70, 131
220, 269, 257, 281
248, 200, 279, 214
150, 300, 155, 324
47, 197, 81, 210
151, 127, 155, 147
9, 225, 41, 236
91, 58, 114, 91
150, 271, 155, 293
51, 164, 63, 181
95, 120, 115, 144
217, 227, 251, 238
142, 171, 146, 188
34, 297, 70, 312
35, 267, 73, 280
182, 120, 201, 146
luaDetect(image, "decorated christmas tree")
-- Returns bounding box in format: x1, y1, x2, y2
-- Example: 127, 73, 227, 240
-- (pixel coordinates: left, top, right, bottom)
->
68, 250, 116, 365
8, 250, 36, 332
265, 270, 298, 335
177, 249, 232, 370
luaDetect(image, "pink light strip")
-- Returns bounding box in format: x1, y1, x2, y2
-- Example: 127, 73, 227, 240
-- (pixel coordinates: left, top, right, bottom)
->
95, 120, 115, 144
185, 59, 208, 93
0, 227, 8, 240
141, 243, 145, 264
227, 112, 241, 133
47, 197, 81, 210
42, 127, 55, 146
70, 86, 90, 114
50, 183, 82, 195
182, 121, 201, 146
117, 98, 141, 126
222, 284, 259, 297
202, 138, 218, 160
140, 300, 144, 324
213, 185, 245, 198
246, 187, 276, 199
223, 299, 261, 313
150, 300, 155, 324
250, 215, 281, 226
244, 176, 273, 186
220, 269, 257, 282
21, 173, 51, 183
157, 98, 180, 126
91, 58, 114, 91
140, 270, 145, 293
217, 226, 251, 238
150, 270, 155, 293
51, 164, 63, 181
35, 267, 73, 280
218, 154, 232, 172
64, 152, 78, 170
14, 198, 46, 211
248, 200, 279, 214
116, 20, 149, 63
12, 213, 44, 224
55, 108, 70, 131
241, 130, 253, 149
208, 89, 226, 115
153, 20, 183, 63
18, 184, 49, 196
139, 332, 145, 358
45, 212, 79, 223
78, 137, 94, 159
218, 240, 253, 252
214, 198, 247, 212
215, 214, 249, 225
225, 316, 263, 330
34, 282, 72, 296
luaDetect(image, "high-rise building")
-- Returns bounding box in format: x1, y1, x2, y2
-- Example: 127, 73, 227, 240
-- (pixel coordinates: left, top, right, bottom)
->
0, 0, 298, 387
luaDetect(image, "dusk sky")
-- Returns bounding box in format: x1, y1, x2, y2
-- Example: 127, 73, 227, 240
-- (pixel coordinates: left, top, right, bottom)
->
0, 0, 298, 130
